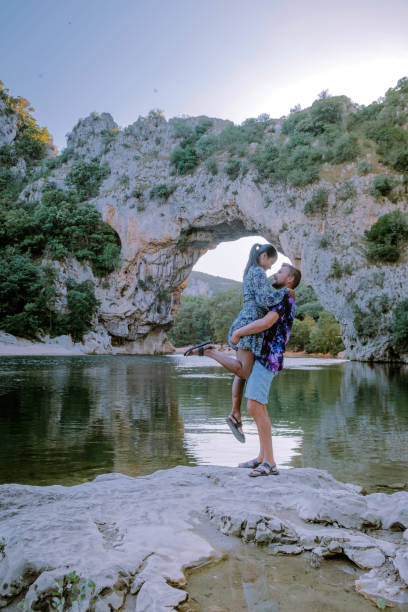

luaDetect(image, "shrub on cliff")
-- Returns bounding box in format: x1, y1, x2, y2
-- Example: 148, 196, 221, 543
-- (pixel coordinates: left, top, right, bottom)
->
331, 134, 360, 163
65, 158, 110, 200
304, 187, 329, 215
224, 158, 241, 181
0, 169, 26, 206
309, 95, 344, 134
336, 179, 357, 201
149, 183, 177, 200
391, 299, 408, 354
370, 174, 399, 199
170, 145, 199, 174
365, 210, 408, 263
282, 94, 344, 137
353, 295, 390, 341
170, 119, 213, 174
0, 183, 121, 276
0, 80, 53, 164
251, 142, 281, 182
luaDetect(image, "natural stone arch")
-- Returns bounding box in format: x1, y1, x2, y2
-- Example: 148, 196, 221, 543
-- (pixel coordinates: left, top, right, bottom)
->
22, 109, 407, 362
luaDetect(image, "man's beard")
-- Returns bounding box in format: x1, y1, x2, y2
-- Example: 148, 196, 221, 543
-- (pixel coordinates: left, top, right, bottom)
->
272, 281, 284, 289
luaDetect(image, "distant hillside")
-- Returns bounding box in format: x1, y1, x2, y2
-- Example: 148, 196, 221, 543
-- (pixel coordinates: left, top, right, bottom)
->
184, 271, 241, 297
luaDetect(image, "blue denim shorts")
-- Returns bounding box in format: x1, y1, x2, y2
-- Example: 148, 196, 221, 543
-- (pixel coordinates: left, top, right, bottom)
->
244, 360, 278, 405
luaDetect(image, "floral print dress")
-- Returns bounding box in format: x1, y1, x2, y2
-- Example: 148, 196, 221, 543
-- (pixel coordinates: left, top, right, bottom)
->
228, 265, 288, 356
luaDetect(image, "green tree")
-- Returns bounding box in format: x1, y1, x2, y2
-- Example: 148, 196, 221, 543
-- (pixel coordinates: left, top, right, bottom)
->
287, 316, 315, 351
62, 280, 99, 342
65, 158, 110, 200
307, 312, 344, 354
391, 299, 408, 354
365, 210, 408, 263
208, 288, 242, 343
168, 296, 212, 346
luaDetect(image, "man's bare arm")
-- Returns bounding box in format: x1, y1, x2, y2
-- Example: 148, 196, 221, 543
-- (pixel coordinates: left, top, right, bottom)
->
233, 311, 279, 341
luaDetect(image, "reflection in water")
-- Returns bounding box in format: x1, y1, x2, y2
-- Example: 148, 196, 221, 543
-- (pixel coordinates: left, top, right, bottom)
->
0, 355, 407, 491
293, 362, 408, 490
0, 356, 193, 485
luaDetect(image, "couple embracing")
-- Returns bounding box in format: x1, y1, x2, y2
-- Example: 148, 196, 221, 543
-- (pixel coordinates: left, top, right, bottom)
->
185, 243, 301, 477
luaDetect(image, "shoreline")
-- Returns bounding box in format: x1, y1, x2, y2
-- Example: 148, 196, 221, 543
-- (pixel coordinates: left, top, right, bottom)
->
0, 332, 345, 359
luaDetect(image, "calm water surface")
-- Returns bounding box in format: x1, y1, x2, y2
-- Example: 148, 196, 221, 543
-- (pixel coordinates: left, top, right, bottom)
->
1, 354, 407, 491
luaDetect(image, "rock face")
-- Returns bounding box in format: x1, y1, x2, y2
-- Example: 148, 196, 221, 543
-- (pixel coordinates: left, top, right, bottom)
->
0, 98, 17, 146
1, 466, 408, 610
4, 105, 408, 360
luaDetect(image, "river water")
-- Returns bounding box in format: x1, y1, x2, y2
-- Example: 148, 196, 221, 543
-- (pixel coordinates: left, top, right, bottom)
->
1, 354, 407, 491
1, 354, 408, 611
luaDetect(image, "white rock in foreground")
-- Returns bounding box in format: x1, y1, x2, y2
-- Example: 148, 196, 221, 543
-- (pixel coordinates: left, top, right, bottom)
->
1, 467, 408, 610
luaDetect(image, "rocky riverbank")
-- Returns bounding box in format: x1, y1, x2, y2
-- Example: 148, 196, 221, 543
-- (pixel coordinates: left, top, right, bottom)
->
1, 466, 407, 610
0, 330, 174, 356
0, 332, 345, 359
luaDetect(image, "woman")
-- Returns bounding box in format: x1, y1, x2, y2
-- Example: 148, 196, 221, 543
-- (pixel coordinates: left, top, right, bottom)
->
227, 243, 288, 375
185, 243, 288, 377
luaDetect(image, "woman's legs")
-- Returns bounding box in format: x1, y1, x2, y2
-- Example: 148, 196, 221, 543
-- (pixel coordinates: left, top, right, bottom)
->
232, 375, 245, 417
201, 347, 255, 379
228, 374, 246, 438
186, 346, 254, 440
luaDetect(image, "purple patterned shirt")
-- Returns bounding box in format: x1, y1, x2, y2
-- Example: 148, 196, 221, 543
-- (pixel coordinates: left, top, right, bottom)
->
256, 294, 296, 372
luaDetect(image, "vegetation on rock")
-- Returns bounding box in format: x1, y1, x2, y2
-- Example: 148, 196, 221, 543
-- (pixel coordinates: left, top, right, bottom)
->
365, 210, 408, 263
0, 255, 98, 341
149, 183, 177, 200
0, 80, 54, 165
391, 299, 408, 354
0, 80, 119, 341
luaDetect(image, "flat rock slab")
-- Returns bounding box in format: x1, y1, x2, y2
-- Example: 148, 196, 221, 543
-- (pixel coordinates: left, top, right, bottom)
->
1, 466, 408, 610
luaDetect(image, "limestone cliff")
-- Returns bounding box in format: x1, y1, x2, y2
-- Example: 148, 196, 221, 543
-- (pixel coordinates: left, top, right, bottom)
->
2, 84, 408, 361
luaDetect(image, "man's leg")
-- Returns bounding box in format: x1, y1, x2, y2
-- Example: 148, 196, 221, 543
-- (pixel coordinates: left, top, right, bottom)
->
247, 399, 276, 469
239, 360, 279, 474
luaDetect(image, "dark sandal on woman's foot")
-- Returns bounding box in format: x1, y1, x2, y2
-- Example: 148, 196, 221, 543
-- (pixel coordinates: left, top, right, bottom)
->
225, 413, 245, 443
238, 458, 260, 468
249, 461, 279, 477
184, 341, 213, 357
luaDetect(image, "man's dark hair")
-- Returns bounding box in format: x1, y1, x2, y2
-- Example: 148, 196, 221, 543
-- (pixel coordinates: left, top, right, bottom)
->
282, 263, 301, 288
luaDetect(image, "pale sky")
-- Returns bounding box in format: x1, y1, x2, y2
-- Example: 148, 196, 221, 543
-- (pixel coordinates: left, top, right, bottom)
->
1, 0, 407, 280
1, 0, 407, 151
193, 236, 291, 281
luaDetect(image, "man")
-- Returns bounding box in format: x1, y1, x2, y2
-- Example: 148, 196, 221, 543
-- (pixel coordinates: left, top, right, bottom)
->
230, 263, 301, 476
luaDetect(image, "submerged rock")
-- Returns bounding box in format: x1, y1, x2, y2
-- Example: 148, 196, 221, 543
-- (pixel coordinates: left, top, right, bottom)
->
0, 466, 407, 610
